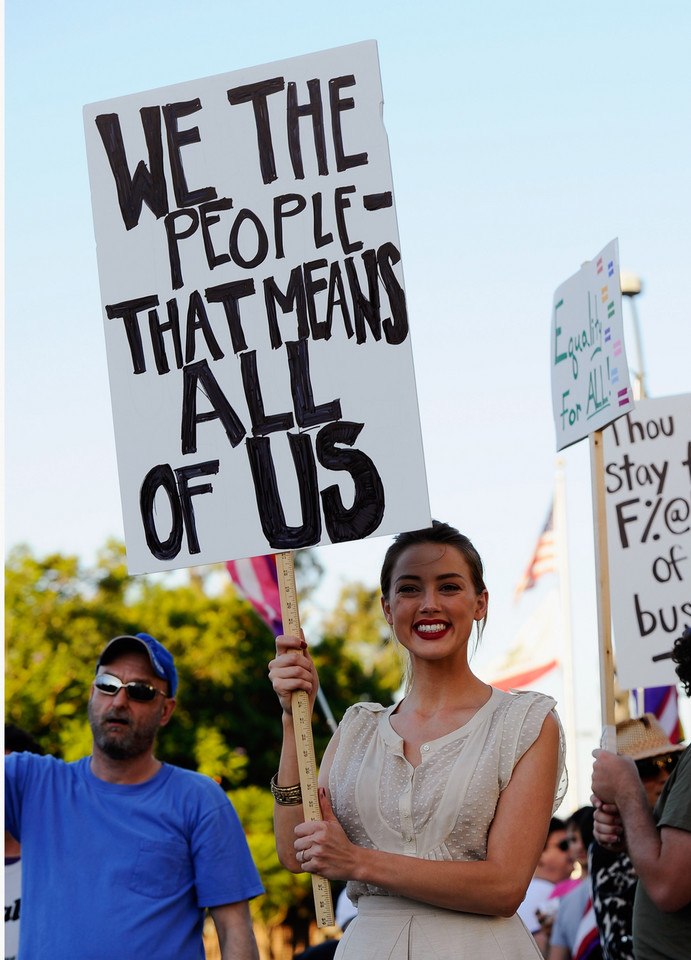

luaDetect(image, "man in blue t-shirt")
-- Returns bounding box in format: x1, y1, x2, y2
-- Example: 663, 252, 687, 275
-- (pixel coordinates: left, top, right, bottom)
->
5, 633, 264, 960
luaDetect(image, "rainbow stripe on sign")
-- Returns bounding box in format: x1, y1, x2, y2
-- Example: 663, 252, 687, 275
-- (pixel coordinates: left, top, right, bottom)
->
601, 284, 609, 302
607, 300, 615, 319
608, 260, 614, 277
605, 327, 611, 343
618, 387, 631, 407
596, 257, 604, 274
613, 339, 623, 357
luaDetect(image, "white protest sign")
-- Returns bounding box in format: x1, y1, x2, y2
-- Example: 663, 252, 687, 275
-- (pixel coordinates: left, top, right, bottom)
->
84, 41, 430, 574
603, 395, 691, 690
551, 239, 635, 451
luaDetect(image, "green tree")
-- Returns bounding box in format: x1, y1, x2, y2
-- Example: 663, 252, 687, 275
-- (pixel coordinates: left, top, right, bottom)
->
230, 785, 313, 928
319, 580, 406, 691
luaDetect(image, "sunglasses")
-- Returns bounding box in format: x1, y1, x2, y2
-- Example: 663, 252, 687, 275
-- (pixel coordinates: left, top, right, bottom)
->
635, 753, 679, 780
94, 673, 166, 703
547, 838, 570, 852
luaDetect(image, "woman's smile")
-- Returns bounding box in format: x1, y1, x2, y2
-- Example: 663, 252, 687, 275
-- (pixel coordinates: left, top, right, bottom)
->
413, 619, 450, 638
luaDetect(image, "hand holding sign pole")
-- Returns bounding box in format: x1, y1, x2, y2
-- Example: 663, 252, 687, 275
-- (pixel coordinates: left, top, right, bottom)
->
551, 240, 634, 750
276, 551, 334, 927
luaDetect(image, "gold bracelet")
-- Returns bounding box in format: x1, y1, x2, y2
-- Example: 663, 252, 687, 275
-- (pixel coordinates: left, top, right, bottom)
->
270, 773, 303, 805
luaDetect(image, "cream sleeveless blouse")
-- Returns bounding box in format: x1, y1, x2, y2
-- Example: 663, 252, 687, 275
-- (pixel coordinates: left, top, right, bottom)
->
329, 687, 566, 906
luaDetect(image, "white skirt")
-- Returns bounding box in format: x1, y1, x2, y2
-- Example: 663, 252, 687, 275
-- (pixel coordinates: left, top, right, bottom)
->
333, 896, 543, 960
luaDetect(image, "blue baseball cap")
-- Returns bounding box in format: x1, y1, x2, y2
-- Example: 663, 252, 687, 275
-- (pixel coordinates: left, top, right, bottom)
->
96, 633, 178, 697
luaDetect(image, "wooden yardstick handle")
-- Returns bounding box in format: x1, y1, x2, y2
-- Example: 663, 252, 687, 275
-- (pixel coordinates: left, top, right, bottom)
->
276, 551, 335, 927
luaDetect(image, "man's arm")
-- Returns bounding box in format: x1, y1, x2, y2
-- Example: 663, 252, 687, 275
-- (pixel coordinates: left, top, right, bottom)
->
592, 749, 691, 913
548, 945, 571, 960
210, 901, 259, 960
607, 799, 691, 912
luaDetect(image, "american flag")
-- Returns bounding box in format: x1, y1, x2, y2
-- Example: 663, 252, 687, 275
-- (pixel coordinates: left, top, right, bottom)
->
514, 504, 556, 601
226, 555, 283, 636
489, 588, 560, 691
573, 895, 600, 960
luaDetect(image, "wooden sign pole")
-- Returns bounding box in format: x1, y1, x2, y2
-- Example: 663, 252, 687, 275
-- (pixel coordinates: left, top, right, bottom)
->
589, 430, 617, 751
276, 551, 335, 927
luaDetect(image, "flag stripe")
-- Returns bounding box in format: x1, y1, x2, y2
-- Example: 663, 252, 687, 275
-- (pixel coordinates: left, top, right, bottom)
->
573, 897, 600, 960
227, 555, 283, 636
490, 660, 559, 692
635, 684, 684, 743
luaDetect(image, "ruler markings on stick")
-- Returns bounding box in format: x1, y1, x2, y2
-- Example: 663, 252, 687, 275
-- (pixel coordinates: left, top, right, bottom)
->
276, 551, 335, 927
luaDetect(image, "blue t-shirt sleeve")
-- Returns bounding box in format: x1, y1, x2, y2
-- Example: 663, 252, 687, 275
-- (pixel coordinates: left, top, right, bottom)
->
5, 751, 32, 840
187, 778, 264, 907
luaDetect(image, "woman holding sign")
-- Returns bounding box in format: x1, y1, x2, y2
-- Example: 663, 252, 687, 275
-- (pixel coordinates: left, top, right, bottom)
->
269, 521, 566, 958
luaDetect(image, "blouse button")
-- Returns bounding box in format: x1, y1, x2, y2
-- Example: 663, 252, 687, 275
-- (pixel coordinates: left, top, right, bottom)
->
422, 744, 430, 752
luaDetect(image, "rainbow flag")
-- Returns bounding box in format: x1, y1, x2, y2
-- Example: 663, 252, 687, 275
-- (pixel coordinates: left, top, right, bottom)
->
634, 685, 684, 744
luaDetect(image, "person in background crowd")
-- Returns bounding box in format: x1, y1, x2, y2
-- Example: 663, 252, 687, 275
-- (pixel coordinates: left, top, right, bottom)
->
592, 627, 691, 960
293, 888, 358, 959
547, 806, 602, 960
517, 817, 574, 952
589, 713, 684, 960
270, 521, 566, 959
5, 633, 264, 960
4, 725, 45, 960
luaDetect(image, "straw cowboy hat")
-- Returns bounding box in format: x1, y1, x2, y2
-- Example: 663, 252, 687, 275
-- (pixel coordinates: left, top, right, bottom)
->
616, 713, 685, 761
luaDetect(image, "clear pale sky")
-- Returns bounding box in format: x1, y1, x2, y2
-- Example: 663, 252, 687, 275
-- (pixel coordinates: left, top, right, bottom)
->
5, 1, 691, 798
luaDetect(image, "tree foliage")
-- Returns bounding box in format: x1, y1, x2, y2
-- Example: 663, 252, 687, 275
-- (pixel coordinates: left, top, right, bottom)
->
319, 580, 406, 695
5, 541, 401, 782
